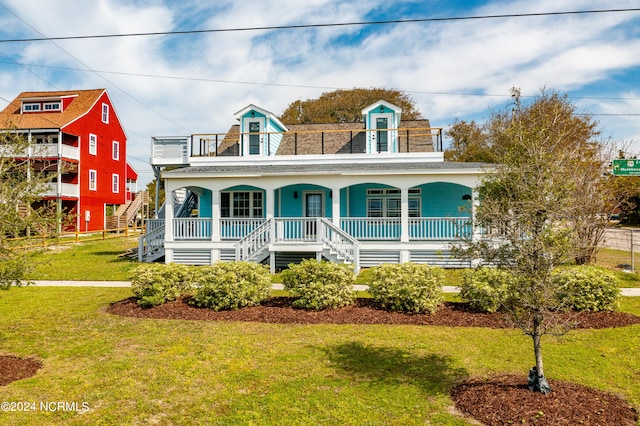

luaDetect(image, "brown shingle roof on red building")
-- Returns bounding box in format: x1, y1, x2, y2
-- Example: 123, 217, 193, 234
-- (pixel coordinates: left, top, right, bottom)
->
0, 89, 106, 131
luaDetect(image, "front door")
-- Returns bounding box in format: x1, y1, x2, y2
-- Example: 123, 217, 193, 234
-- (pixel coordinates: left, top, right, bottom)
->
304, 192, 323, 238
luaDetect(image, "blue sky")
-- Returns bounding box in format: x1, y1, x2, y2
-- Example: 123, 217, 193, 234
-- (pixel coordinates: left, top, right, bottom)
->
0, 0, 639, 185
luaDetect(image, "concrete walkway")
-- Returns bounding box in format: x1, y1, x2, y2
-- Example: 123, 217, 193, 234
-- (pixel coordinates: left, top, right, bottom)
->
31, 281, 640, 296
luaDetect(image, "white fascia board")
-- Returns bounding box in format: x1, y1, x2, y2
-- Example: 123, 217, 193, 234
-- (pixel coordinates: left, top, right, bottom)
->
187, 152, 444, 167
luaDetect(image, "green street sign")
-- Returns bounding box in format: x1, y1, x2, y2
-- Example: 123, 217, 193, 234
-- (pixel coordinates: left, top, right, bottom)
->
613, 159, 640, 176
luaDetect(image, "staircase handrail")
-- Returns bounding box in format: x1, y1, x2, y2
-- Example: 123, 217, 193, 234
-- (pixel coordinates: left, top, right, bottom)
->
236, 218, 272, 261
138, 219, 165, 262
319, 218, 360, 269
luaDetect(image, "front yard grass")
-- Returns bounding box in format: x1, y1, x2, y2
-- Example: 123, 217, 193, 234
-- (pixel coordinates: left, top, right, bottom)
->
0, 286, 638, 425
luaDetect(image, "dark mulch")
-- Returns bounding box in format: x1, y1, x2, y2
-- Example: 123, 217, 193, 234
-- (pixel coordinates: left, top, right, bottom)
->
452, 374, 638, 425
106, 297, 640, 329
105, 296, 640, 425
0, 356, 42, 386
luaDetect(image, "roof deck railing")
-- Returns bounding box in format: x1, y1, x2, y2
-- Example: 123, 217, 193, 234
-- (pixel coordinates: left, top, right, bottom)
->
189, 127, 443, 157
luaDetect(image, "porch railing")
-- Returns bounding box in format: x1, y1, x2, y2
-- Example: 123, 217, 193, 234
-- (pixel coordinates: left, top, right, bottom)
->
221, 218, 265, 239
341, 218, 401, 240
274, 217, 321, 242
156, 217, 474, 242
173, 218, 211, 240
409, 217, 472, 240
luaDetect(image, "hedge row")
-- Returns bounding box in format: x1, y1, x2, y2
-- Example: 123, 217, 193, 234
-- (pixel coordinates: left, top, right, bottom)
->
459, 265, 621, 313
131, 261, 448, 313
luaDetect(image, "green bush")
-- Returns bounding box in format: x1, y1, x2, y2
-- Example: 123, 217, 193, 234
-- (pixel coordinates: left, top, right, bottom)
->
281, 259, 355, 310
553, 266, 621, 311
459, 267, 515, 313
367, 263, 444, 313
189, 262, 272, 311
130, 263, 195, 307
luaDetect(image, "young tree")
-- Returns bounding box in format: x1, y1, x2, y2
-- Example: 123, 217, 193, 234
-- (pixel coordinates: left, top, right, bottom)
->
457, 88, 617, 393
279, 87, 421, 124
0, 130, 59, 289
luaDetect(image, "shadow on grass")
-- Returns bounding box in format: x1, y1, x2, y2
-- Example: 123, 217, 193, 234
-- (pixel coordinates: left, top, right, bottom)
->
321, 341, 468, 396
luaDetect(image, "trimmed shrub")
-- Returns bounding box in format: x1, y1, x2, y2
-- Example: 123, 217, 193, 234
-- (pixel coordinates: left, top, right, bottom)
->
367, 263, 444, 314
281, 259, 356, 310
553, 266, 620, 311
130, 263, 195, 307
459, 267, 515, 313
189, 262, 272, 311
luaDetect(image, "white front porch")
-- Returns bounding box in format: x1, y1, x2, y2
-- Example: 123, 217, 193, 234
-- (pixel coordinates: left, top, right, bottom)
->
139, 216, 475, 271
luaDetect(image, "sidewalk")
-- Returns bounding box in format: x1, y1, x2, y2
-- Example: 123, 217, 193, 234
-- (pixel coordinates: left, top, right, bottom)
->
31, 281, 640, 296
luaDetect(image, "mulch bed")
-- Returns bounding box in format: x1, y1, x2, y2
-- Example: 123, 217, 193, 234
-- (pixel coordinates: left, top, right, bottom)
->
452, 374, 638, 425
0, 356, 42, 386
105, 297, 640, 329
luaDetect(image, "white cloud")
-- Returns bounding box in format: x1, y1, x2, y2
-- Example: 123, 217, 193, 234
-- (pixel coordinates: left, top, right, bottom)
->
0, 0, 639, 183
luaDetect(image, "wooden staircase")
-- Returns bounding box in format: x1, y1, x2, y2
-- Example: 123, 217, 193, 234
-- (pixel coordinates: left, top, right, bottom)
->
106, 191, 149, 229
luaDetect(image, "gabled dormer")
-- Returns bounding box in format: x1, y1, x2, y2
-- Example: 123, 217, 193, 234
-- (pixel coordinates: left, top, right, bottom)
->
19, 94, 77, 114
362, 100, 402, 154
234, 105, 288, 156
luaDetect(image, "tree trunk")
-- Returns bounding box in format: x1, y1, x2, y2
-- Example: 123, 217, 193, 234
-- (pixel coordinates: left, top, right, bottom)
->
529, 314, 551, 394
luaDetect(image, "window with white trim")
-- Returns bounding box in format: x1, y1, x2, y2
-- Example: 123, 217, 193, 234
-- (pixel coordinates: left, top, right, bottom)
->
366, 188, 421, 218
89, 134, 97, 155
112, 141, 119, 160
43, 102, 61, 111
112, 174, 119, 193
221, 191, 263, 218
102, 103, 109, 123
22, 103, 41, 112
89, 170, 97, 191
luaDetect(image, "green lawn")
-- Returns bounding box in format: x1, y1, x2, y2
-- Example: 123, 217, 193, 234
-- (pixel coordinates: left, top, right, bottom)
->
24, 236, 640, 287
25, 237, 141, 281
5, 238, 640, 423
0, 286, 639, 425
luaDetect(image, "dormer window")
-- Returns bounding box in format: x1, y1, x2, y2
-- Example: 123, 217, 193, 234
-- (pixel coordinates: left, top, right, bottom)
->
21, 100, 61, 113
22, 103, 41, 112
44, 102, 61, 111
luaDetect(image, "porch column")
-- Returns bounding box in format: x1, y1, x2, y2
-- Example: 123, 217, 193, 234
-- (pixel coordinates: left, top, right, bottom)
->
164, 183, 175, 263
165, 185, 175, 243
471, 189, 481, 243
331, 186, 341, 227
211, 189, 220, 242
400, 187, 409, 243
266, 187, 275, 219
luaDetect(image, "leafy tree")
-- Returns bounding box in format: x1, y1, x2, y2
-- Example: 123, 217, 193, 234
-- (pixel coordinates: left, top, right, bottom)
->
279, 87, 421, 124
455, 88, 618, 393
0, 130, 60, 289
444, 119, 495, 163
449, 89, 621, 264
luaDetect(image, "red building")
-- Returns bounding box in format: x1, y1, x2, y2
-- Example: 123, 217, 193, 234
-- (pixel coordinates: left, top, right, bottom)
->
0, 88, 139, 231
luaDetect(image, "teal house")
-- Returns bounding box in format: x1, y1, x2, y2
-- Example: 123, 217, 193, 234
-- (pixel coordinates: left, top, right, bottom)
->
140, 100, 488, 272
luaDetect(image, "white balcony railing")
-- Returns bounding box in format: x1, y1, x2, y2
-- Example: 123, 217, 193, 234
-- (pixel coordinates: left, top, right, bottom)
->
42, 182, 79, 198
0, 143, 79, 160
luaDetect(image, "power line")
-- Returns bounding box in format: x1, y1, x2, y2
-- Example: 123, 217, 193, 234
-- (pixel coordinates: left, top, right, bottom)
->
4, 59, 640, 108
0, 4, 194, 135
1, 8, 639, 43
